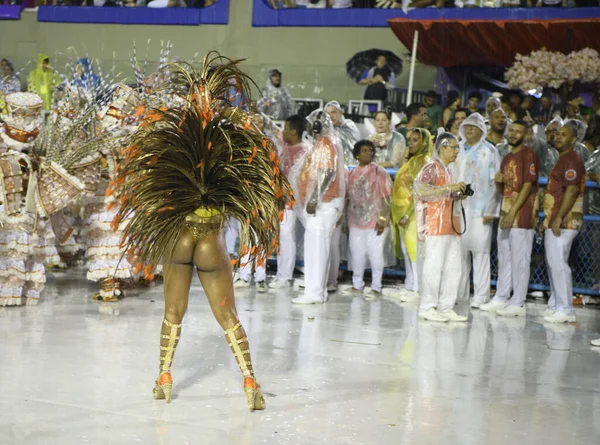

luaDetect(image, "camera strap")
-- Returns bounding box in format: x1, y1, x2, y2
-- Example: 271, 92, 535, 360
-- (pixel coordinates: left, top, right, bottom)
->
452, 196, 467, 236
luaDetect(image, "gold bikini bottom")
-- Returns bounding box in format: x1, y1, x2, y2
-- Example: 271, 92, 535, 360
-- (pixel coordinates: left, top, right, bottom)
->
184, 208, 224, 243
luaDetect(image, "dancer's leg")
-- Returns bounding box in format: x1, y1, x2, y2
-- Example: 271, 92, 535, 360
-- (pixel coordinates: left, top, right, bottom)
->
153, 229, 195, 403
193, 229, 265, 411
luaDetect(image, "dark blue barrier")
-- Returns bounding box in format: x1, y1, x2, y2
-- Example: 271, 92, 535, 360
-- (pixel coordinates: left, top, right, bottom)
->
0, 5, 23, 20
38, 1, 229, 25
252, 1, 600, 28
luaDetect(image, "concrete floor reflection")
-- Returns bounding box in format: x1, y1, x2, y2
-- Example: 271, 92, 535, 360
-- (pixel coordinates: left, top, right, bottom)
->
1, 271, 600, 445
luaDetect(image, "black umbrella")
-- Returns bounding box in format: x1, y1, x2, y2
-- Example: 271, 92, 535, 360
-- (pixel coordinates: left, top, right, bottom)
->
346, 49, 403, 83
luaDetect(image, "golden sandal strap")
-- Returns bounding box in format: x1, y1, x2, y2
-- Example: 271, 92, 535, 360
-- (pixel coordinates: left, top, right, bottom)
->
163, 319, 182, 328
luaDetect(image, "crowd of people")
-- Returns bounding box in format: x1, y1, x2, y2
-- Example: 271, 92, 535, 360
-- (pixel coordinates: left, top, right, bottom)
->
2, 50, 600, 368
4, 0, 216, 7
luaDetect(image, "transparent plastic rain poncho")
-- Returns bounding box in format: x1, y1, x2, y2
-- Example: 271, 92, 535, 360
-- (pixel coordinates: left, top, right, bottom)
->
367, 130, 406, 168
288, 109, 346, 224
585, 149, 600, 215
391, 128, 432, 261
454, 112, 501, 253
325, 101, 361, 166
256, 70, 293, 120
413, 134, 463, 243
347, 163, 392, 230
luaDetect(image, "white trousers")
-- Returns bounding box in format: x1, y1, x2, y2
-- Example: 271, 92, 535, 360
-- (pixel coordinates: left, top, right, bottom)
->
328, 225, 342, 286
545, 229, 578, 316
303, 202, 338, 301
400, 235, 418, 292
238, 253, 266, 282
276, 209, 297, 281
349, 227, 387, 292
419, 235, 462, 312
459, 251, 491, 302
494, 228, 534, 307
224, 218, 240, 256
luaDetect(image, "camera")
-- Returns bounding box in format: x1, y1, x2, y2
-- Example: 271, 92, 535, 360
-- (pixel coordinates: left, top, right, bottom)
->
464, 184, 474, 197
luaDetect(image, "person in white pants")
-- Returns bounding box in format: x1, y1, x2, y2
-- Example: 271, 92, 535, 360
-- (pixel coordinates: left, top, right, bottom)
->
413, 133, 467, 322
454, 113, 501, 308
541, 121, 586, 324
228, 218, 267, 292
481, 120, 540, 317
269, 115, 310, 289
289, 110, 345, 304
343, 139, 392, 299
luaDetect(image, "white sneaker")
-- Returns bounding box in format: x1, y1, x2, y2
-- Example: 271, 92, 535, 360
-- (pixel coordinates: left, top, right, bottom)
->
544, 312, 576, 324
439, 309, 468, 322
292, 296, 322, 305
529, 291, 545, 298
400, 290, 420, 303
342, 287, 364, 296
590, 338, 600, 347
480, 300, 508, 312
470, 296, 489, 309
418, 308, 449, 322
269, 279, 292, 289
540, 308, 555, 317
364, 289, 382, 300
233, 278, 250, 289
496, 305, 526, 317
327, 283, 338, 293
256, 281, 268, 293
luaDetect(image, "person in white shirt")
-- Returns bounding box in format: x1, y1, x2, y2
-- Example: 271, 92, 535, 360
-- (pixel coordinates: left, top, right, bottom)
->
454, 113, 501, 309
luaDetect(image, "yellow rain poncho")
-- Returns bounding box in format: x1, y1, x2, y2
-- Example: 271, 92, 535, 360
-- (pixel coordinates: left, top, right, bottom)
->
27, 54, 57, 111
391, 128, 432, 261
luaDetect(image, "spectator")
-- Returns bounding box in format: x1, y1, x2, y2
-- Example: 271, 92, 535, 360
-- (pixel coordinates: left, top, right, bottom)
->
583, 114, 600, 153
564, 118, 592, 164
454, 107, 469, 130
466, 91, 482, 115
298, 0, 352, 7
445, 117, 458, 138
480, 120, 540, 317
325, 100, 360, 166
291, 109, 345, 305
0, 59, 21, 95
532, 91, 559, 126
542, 120, 586, 324
442, 90, 461, 128
391, 128, 432, 302
507, 90, 526, 120
486, 106, 508, 147
484, 96, 502, 120
397, 102, 427, 141
367, 111, 406, 168
522, 95, 537, 116
269, 115, 310, 289
455, 113, 501, 309
256, 69, 292, 121
413, 133, 467, 322
343, 140, 392, 299
27, 53, 58, 111
359, 54, 396, 107
424, 90, 443, 133
500, 95, 518, 121
536, 116, 561, 176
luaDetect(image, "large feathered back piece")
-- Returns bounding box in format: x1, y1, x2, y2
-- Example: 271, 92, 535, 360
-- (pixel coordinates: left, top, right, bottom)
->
112, 53, 293, 276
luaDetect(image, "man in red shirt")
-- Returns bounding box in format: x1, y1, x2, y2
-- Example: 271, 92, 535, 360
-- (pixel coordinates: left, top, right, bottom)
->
481, 120, 540, 317
541, 121, 586, 323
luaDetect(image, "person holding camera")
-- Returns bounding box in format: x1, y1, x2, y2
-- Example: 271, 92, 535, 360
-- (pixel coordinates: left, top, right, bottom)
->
289, 109, 345, 305
454, 113, 501, 309
480, 120, 540, 317
413, 133, 468, 322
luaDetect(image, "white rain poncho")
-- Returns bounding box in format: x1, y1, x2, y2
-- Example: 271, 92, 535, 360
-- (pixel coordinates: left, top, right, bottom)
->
347, 163, 392, 230
256, 70, 292, 120
325, 101, 361, 166
455, 113, 501, 253
585, 149, 600, 215
289, 109, 346, 226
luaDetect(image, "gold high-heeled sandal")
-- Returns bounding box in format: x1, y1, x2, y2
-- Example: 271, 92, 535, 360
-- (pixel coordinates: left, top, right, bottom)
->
224, 322, 266, 411
153, 319, 181, 403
